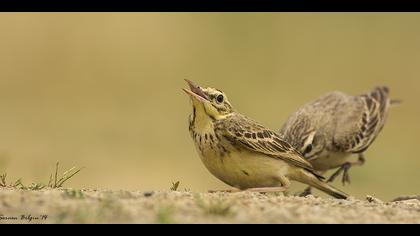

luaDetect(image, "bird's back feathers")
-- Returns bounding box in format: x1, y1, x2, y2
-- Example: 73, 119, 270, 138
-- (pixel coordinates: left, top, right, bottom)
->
215, 113, 324, 179
333, 86, 391, 153
280, 86, 393, 161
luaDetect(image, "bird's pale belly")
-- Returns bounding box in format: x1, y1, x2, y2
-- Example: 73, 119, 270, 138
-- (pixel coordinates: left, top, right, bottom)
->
196, 145, 290, 190
309, 151, 352, 171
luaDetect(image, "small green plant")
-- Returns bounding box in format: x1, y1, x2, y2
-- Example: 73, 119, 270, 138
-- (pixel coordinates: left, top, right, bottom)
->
12, 178, 25, 188
28, 183, 46, 190
0, 176, 46, 190
195, 195, 234, 217
0, 173, 6, 187
156, 206, 175, 224
48, 162, 83, 188
0, 162, 82, 190
0, 174, 26, 189
170, 181, 180, 191
63, 189, 85, 199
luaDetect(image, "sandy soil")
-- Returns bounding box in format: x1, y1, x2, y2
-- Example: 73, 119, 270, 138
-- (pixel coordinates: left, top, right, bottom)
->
0, 188, 419, 224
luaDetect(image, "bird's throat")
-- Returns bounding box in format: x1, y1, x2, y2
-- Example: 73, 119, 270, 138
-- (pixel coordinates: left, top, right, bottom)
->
192, 104, 214, 132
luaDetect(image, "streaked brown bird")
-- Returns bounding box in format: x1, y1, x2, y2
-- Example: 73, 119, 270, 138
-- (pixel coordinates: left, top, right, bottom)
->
280, 86, 398, 196
183, 80, 348, 199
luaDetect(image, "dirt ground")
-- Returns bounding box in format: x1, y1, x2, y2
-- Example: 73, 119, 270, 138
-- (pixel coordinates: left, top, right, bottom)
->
0, 188, 419, 224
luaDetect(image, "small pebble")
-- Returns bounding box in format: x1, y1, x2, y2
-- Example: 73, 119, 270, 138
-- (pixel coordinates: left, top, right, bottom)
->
366, 195, 383, 204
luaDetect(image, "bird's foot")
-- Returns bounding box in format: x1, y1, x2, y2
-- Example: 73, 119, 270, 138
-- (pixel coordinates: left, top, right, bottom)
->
208, 189, 241, 193
298, 187, 313, 197
327, 154, 366, 186
328, 162, 352, 186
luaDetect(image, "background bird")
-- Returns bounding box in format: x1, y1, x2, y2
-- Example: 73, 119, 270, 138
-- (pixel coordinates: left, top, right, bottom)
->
183, 80, 348, 199
280, 86, 398, 196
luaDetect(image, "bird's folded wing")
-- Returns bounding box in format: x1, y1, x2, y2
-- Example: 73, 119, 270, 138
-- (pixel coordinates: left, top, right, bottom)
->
216, 115, 314, 171
333, 86, 390, 153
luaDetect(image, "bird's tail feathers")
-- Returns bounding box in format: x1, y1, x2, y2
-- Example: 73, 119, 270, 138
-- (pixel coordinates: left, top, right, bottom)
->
294, 169, 349, 200
390, 99, 402, 105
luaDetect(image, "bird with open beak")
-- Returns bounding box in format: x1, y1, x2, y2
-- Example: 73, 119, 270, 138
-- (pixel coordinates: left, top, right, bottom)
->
183, 80, 348, 199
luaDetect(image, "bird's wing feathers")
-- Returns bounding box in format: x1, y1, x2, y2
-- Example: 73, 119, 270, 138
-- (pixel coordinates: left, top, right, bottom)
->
216, 114, 315, 171
333, 86, 391, 153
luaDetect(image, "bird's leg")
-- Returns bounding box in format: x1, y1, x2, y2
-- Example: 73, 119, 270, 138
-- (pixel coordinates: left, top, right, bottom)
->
327, 153, 366, 185
328, 163, 352, 185
209, 187, 286, 193
299, 187, 313, 197
210, 176, 292, 194
244, 187, 287, 193
245, 176, 290, 193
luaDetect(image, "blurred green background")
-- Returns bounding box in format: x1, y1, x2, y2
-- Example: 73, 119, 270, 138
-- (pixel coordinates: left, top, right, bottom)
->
0, 13, 419, 200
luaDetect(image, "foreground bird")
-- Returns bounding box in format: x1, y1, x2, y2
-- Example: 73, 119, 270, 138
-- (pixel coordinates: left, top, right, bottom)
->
280, 86, 396, 196
183, 80, 348, 199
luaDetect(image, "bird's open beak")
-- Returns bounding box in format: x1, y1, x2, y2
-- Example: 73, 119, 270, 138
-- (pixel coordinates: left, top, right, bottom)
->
182, 79, 208, 103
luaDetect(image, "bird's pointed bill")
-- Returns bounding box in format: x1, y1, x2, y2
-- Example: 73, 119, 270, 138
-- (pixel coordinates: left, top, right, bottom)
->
183, 80, 208, 103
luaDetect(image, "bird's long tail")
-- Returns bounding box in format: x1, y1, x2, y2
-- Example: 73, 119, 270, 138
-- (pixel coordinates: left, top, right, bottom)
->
294, 169, 349, 199
364, 86, 401, 107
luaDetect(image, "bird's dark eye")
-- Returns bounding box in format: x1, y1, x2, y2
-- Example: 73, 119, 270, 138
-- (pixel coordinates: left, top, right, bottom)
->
303, 144, 313, 155
216, 94, 224, 103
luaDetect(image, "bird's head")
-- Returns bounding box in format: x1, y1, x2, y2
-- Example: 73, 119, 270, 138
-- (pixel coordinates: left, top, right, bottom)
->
183, 80, 234, 122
